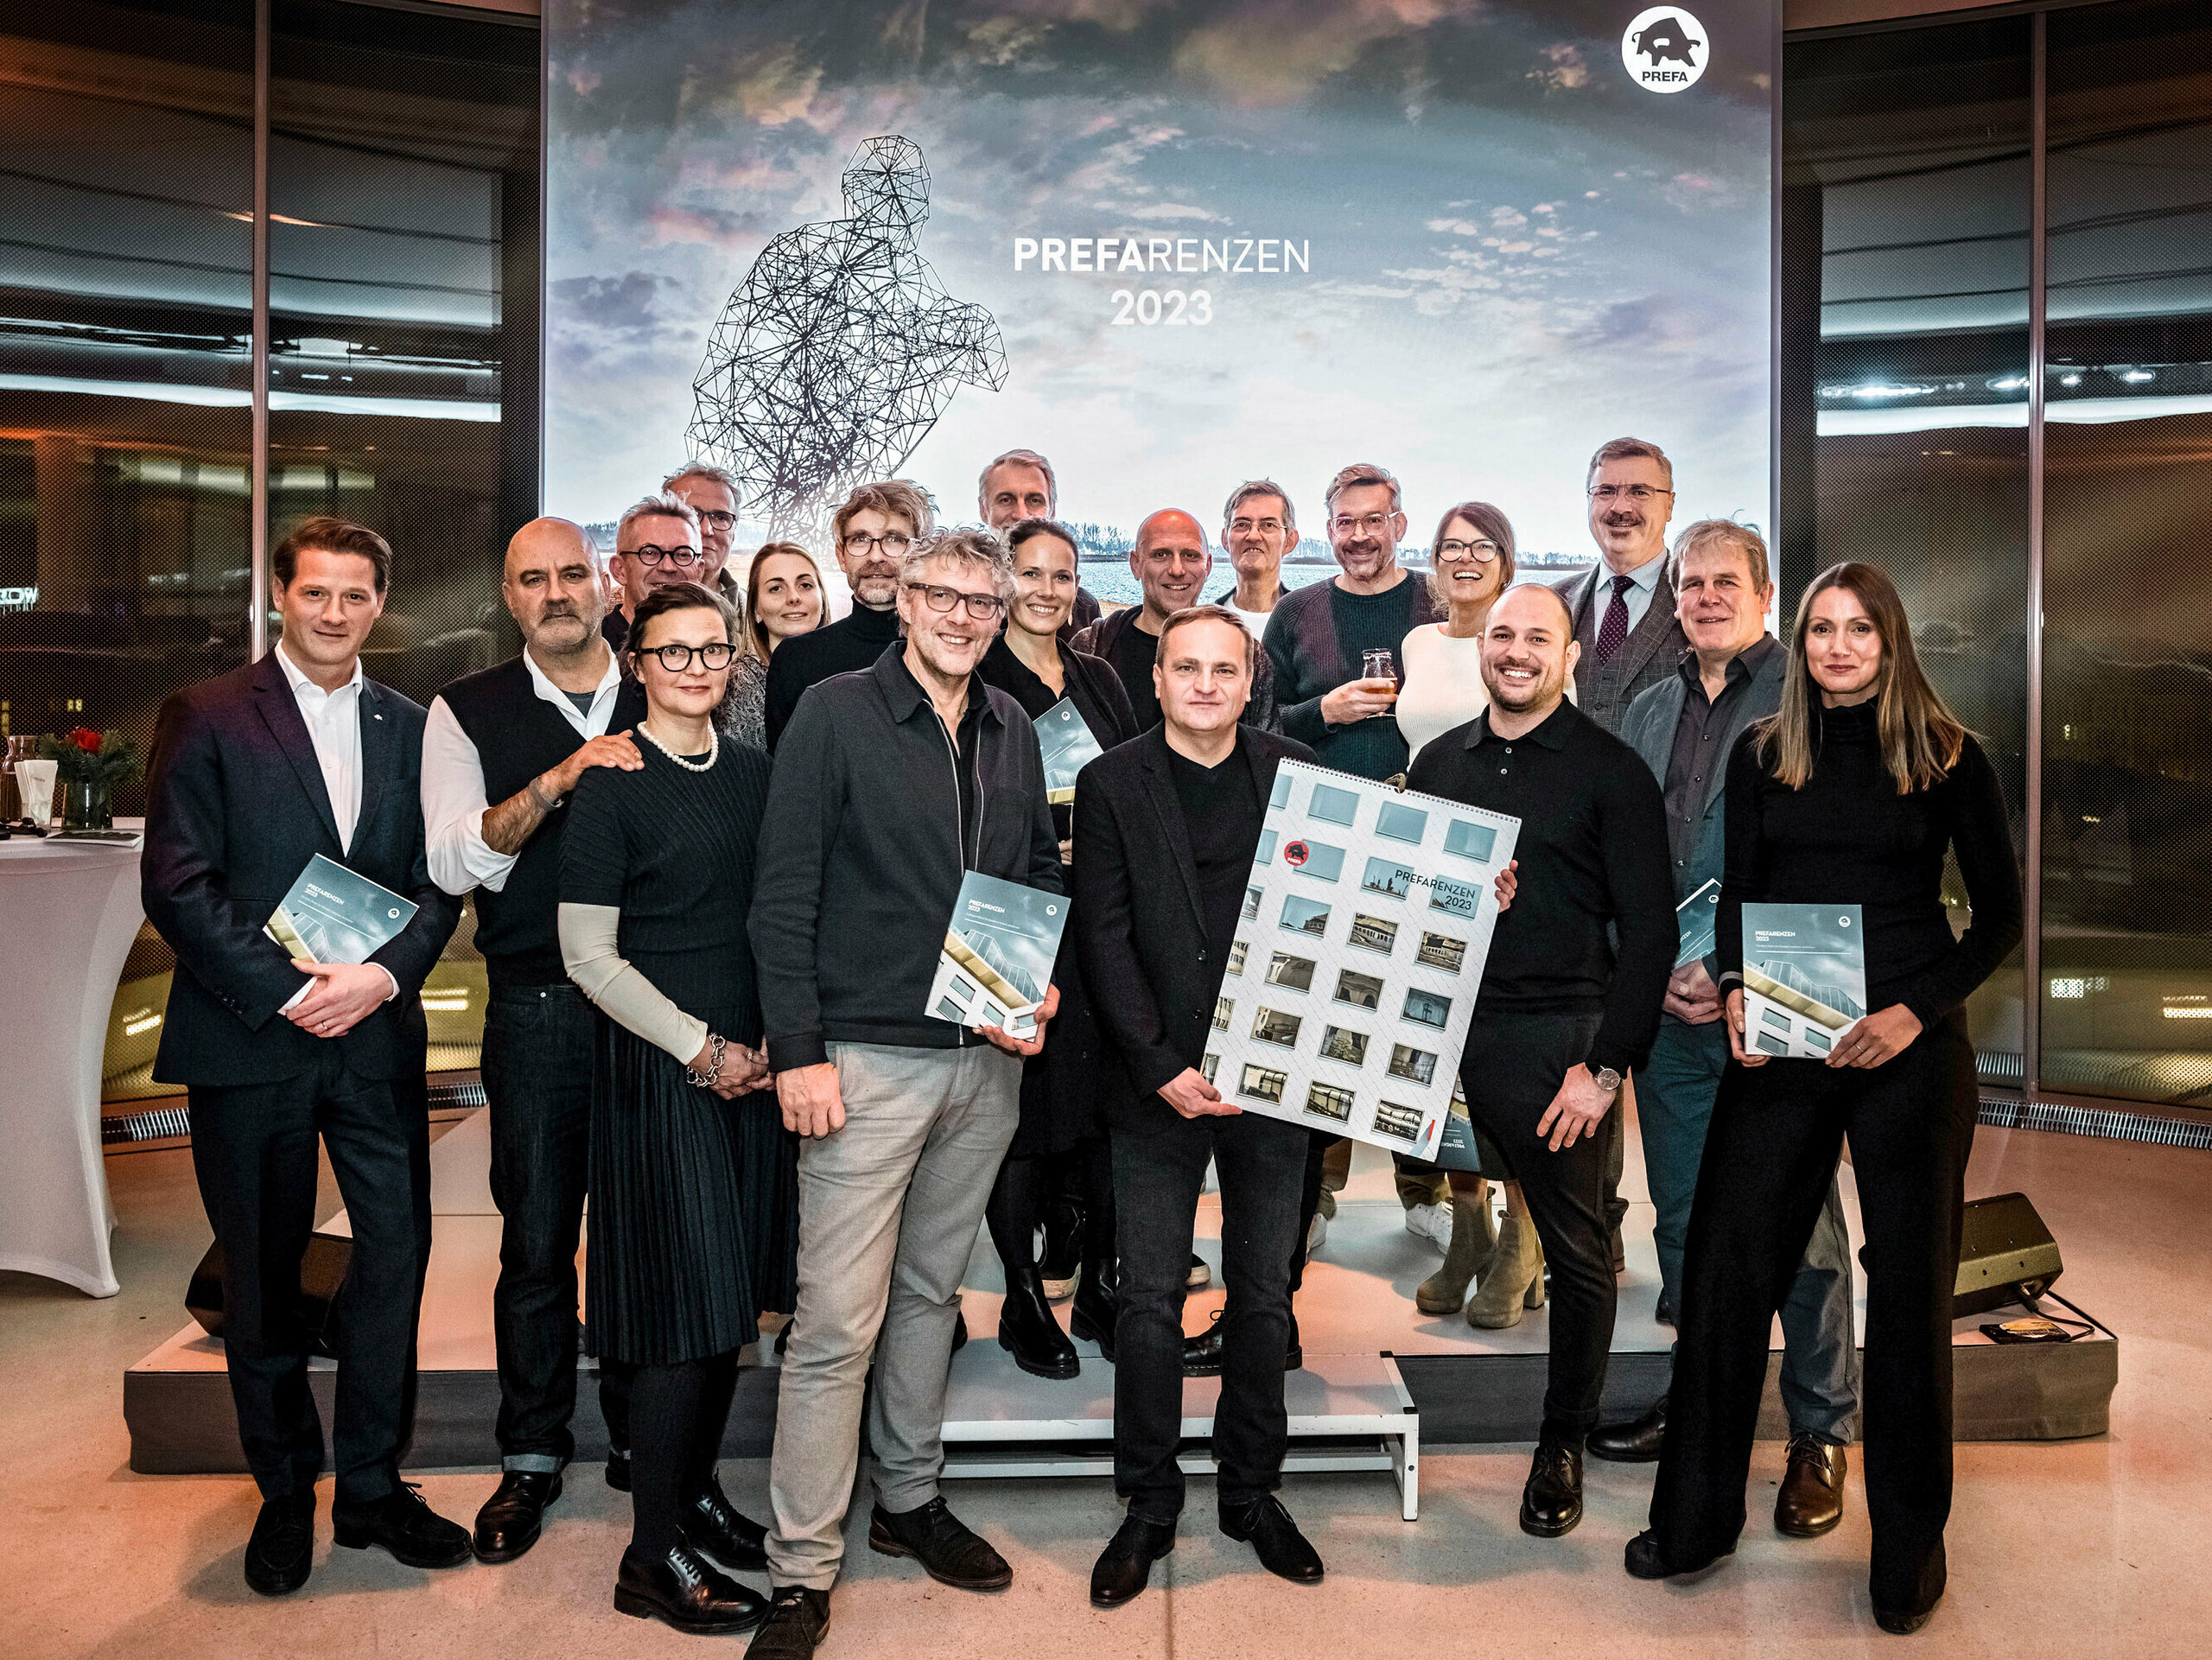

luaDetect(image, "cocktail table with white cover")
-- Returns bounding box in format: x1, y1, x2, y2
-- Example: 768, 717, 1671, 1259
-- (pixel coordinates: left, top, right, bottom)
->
0, 834, 143, 1296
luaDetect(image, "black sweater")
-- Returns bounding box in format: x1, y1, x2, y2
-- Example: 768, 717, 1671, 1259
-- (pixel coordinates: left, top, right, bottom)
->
763, 601, 902, 751
1718, 701, 2021, 1027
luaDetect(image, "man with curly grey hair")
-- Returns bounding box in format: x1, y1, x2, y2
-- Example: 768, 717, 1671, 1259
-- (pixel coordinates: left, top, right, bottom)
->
747, 524, 1063, 1653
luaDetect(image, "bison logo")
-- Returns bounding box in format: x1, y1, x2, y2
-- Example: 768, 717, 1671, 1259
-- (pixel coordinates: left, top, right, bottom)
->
1621, 7, 1709, 94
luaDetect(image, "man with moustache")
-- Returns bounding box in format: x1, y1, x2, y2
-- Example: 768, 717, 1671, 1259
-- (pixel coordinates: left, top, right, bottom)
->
763, 478, 934, 750
1554, 436, 1691, 736
1588, 522, 1860, 1540
1072, 508, 1227, 732
1264, 461, 1436, 781
747, 529, 1063, 1657
1406, 583, 1674, 1541
1210, 479, 1294, 633
601, 493, 709, 653
423, 517, 658, 1562
1073, 607, 1322, 1606
663, 461, 747, 601
977, 446, 1099, 633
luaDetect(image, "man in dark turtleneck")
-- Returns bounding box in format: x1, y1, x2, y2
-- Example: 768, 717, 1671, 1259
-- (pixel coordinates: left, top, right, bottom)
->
763, 479, 931, 750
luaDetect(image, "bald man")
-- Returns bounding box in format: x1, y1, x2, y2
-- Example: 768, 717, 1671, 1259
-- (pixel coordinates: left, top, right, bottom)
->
423, 518, 648, 1563
1072, 509, 1277, 732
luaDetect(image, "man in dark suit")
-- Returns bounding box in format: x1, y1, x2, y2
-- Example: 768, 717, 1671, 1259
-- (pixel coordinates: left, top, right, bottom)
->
1552, 436, 1691, 738
1072, 605, 1323, 1607
142, 517, 464, 1596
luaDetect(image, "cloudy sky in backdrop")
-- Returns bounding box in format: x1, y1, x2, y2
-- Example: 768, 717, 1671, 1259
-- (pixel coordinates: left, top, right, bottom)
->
546, 0, 1774, 556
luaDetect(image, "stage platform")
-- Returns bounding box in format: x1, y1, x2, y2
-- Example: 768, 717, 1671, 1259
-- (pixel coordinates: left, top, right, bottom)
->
124, 1104, 2117, 1480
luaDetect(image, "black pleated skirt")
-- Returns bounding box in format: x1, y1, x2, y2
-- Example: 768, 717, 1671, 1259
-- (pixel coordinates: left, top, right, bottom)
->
588, 1006, 776, 1365
1012, 932, 1107, 1159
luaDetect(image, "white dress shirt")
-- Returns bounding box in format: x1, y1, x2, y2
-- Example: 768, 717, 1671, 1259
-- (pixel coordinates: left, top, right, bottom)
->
423, 645, 624, 898
273, 643, 397, 1008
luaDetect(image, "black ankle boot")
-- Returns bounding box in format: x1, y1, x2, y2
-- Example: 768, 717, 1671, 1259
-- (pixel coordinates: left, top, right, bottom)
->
997, 1265, 1080, 1379
1069, 1254, 1118, 1361
1039, 1195, 1084, 1300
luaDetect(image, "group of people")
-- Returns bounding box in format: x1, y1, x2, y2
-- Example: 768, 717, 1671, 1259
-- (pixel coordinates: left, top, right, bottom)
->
138, 436, 2020, 1649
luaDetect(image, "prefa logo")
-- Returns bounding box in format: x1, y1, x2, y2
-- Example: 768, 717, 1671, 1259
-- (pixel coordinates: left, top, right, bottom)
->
1622, 7, 1708, 94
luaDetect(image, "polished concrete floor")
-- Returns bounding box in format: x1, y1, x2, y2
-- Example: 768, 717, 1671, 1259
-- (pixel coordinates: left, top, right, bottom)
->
3, 1118, 2208, 1657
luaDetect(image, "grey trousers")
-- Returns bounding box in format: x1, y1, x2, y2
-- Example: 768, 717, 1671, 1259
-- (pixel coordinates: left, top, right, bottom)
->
765, 1041, 1020, 1589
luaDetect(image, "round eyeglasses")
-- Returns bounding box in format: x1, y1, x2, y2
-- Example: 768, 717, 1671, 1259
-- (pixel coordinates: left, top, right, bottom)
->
636, 641, 734, 672
627, 544, 702, 567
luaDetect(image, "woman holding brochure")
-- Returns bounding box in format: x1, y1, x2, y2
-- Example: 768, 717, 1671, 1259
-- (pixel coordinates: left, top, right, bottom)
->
978, 516, 1138, 1378
1629, 563, 2021, 1638
559, 581, 787, 1636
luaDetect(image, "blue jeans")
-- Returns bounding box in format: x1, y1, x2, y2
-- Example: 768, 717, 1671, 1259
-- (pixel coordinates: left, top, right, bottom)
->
1638, 1015, 1859, 1442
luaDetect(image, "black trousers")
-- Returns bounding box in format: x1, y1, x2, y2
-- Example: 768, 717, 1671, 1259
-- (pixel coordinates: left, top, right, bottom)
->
481, 981, 630, 1470
188, 1047, 431, 1504
1651, 1012, 1978, 1613
1111, 1108, 1308, 1522
1459, 1009, 1612, 1442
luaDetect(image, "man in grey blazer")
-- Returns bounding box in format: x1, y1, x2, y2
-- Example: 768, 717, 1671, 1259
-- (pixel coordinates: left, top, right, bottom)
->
1588, 521, 1860, 1546
1553, 436, 1690, 738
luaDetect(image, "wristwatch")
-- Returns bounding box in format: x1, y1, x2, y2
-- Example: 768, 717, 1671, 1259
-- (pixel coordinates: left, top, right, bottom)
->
1592, 1065, 1624, 1095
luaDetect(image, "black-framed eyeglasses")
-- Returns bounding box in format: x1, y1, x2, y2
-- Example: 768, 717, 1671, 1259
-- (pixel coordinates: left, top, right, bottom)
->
636, 641, 734, 672
905, 582, 1006, 620
626, 544, 702, 567
1435, 537, 1501, 563
844, 531, 912, 557
695, 508, 737, 530
1586, 484, 1675, 503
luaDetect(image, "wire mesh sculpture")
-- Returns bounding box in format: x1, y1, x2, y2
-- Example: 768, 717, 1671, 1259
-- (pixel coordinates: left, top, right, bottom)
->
687, 136, 1007, 543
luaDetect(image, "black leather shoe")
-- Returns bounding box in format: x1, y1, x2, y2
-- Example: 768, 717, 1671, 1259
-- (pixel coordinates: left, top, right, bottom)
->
867, 1497, 1012, 1590
332, 1482, 474, 1568
245, 1491, 316, 1596
606, 1447, 632, 1492
1070, 1262, 1117, 1363
1624, 1529, 1733, 1580
683, 1474, 769, 1569
1090, 1514, 1176, 1606
1587, 1393, 1668, 1464
1775, 1434, 1847, 1537
1518, 1439, 1584, 1537
613, 1542, 766, 1635
1874, 1602, 1937, 1636
952, 1308, 969, 1352
749, 1585, 831, 1658
997, 1269, 1080, 1380
1285, 1312, 1302, 1371
1182, 1309, 1303, 1376
1654, 1293, 1676, 1327
473, 1470, 562, 1563
1220, 1495, 1324, 1583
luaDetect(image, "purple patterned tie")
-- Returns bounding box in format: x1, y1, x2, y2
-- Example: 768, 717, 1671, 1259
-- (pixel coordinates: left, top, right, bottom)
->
1594, 572, 1634, 663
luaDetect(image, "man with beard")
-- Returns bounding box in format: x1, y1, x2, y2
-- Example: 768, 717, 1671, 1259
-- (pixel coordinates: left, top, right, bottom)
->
1210, 479, 1294, 634
747, 529, 1062, 1658
602, 493, 709, 654
976, 447, 1099, 634
1553, 436, 1690, 736
1263, 461, 1436, 780
1406, 583, 1674, 1541
763, 479, 934, 749
423, 518, 652, 1561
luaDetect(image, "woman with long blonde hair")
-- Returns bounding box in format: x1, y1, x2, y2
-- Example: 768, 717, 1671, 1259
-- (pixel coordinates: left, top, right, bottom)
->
1628, 562, 2021, 1637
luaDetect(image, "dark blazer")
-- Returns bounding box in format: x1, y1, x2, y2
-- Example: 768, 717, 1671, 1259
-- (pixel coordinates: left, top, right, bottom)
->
1072, 724, 1316, 1129
1553, 559, 1688, 737
142, 652, 461, 1087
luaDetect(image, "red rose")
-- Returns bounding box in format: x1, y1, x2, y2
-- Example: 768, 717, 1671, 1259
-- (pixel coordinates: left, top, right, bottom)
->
72, 728, 104, 754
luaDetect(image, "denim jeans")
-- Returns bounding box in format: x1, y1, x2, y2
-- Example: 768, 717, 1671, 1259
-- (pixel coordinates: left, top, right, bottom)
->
1112, 1107, 1309, 1523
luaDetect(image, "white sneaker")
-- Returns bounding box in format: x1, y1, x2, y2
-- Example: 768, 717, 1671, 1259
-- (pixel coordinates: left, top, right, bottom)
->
1406, 1201, 1454, 1254
1306, 1210, 1329, 1255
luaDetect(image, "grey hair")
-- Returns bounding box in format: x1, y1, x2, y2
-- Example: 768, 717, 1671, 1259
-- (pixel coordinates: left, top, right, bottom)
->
661, 461, 741, 499
900, 525, 1017, 604
977, 448, 1057, 513
1222, 478, 1297, 539
615, 491, 700, 547
1673, 518, 1770, 592
1323, 461, 1402, 518
1587, 435, 1674, 487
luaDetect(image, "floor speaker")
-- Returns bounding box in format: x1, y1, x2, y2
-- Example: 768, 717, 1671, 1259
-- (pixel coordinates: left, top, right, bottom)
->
185, 1233, 353, 1358
1955, 1193, 2063, 1318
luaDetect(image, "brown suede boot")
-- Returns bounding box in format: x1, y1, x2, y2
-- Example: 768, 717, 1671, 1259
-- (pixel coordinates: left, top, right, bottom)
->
1465, 1212, 1546, 1329
1415, 1194, 1500, 1314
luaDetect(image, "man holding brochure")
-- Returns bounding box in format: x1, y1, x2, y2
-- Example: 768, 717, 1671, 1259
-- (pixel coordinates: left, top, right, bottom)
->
141, 517, 462, 1596
1594, 521, 1861, 1537
746, 527, 1061, 1659
1071, 605, 1322, 1606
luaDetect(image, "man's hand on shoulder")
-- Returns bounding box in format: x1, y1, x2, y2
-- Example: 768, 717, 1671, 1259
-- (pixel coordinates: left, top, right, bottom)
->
548, 729, 643, 795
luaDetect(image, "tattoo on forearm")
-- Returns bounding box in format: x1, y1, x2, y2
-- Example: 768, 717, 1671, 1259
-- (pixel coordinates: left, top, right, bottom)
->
480, 775, 552, 855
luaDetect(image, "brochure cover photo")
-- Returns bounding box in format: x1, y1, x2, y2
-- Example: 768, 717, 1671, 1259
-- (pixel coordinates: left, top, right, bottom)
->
927, 871, 1069, 1041
1739, 902, 1867, 1059
1676, 876, 1721, 969
264, 854, 419, 967
1205, 760, 1519, 1155
1034, 696, 1104, 805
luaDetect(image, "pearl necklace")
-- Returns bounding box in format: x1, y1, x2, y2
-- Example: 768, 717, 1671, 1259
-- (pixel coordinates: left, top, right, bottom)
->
639, 720, 718, 773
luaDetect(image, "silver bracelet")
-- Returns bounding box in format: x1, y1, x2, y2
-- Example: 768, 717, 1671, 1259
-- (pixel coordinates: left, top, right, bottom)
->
685, 1032, 727, 1088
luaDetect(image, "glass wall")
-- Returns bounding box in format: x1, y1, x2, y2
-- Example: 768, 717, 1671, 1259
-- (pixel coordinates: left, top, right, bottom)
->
1, 0, 537, 1103
1786, 0, 2212, 1112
